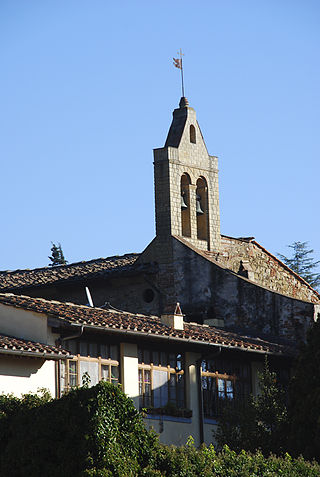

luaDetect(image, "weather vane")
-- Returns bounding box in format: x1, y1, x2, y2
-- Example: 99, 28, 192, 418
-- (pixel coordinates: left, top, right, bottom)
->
173, 49, 185, 97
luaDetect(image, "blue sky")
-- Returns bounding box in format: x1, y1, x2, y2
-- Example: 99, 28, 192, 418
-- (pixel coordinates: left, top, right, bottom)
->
0, 0, 319, 273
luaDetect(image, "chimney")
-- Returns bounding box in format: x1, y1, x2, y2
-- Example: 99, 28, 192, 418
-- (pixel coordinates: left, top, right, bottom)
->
161, 302, 184, 330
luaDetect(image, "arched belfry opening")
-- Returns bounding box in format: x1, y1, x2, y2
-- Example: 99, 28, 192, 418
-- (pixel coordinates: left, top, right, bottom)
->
196, 177, 208, 241
190, 124, 196, 144
181, 173, 191, 237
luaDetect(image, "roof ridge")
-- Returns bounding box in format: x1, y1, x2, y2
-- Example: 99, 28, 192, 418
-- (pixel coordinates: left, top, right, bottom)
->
0, 252, 140, 275
0, 292, 157, 319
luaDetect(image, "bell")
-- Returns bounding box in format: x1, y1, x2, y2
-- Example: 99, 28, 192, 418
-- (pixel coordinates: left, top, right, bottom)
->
181, 192, 188, 209
196, 195, 204, 215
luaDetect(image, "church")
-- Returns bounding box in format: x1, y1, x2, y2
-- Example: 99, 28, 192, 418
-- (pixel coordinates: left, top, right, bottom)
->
0, 97, 319, 445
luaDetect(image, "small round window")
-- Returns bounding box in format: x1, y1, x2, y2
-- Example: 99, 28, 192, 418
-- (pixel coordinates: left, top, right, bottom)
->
143, 288, 155, 303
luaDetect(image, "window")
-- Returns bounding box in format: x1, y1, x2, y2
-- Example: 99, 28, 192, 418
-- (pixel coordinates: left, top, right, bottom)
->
201, 358, 251, 417
138, 348, 185, 410
60, 340, 120, 395
190, 124, 196, 143
143, 288, 155, 303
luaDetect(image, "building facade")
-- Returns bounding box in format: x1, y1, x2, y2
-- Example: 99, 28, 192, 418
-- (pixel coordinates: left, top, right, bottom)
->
0, 97, 318, 445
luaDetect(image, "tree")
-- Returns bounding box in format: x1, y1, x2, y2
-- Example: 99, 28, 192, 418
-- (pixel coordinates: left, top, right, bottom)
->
278, 241, 320, 289
214, 358, 289, 456
48, 242, 68, 266
288, 319, 320, 461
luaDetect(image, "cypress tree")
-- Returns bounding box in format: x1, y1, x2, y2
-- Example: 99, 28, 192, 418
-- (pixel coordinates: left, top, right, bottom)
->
278, 241, 320, 289
48, 242, 68, 266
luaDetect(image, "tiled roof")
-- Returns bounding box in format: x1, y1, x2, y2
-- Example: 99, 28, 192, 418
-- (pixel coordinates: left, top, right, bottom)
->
0, 254, 140, 292
0, 293, 293, 356
0, 333, 70, 358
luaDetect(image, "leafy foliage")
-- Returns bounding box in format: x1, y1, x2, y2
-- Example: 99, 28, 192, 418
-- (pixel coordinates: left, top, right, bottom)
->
0, 382, 157, 477
278, 241, 320, 289
214, 359, 289, 456
0, 383, 319, 476
145, 443, 320, 477
288, 319, 320, 461
48, 241, 68, 266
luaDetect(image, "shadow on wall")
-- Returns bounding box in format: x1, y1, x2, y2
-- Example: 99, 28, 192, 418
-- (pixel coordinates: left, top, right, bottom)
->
0, 357, 46, 378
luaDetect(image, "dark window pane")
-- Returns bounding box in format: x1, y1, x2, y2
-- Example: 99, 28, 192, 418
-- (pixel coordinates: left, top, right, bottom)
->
169, 353, 176, 368
110, 344, 118, 361
111, 366, 119, 384
100, 344, 108, 359
99, 344, 109, 359
144, 350, 151, 364
152, 350, 159, 365
89, 342, 98, 358
80, 341, 88, 356
160, 351, 167, 365
65, 340, 77, 354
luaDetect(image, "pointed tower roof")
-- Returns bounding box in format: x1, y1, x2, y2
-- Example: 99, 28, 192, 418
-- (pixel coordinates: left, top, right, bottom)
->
165, 97, 194, 148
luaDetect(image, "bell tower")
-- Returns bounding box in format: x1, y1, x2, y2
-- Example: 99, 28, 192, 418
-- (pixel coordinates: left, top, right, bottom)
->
153, 97, 221, 251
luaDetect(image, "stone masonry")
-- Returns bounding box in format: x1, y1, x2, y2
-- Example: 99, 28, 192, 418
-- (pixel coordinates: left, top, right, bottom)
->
154, 97, 221, 253
210, 236, 320, 304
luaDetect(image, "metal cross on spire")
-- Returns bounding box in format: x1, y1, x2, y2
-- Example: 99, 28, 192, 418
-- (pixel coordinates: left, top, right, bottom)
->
173, 49, 185, 98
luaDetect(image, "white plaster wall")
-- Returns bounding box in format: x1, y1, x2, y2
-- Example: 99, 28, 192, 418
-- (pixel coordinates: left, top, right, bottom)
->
204, 422, 218, 446
0, 304, 48, 343
120, 342, 139, 409
0, 356, 56, 397
144, 417, 194, 446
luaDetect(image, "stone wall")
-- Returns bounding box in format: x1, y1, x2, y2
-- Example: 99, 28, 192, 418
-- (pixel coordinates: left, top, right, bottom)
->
171, 237, 315, 344
207, 236, 320, 304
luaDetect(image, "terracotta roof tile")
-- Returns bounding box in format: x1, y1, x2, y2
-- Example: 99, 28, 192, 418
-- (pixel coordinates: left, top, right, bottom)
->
0, 254, 141, 291
0, 333, 70, 358
0, 293, 293, 356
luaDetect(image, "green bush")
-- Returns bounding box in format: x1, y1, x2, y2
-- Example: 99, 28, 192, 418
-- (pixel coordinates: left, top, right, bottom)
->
0, 384, 319, 476
146, 443, 320, 477
0, 382, 157, 477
